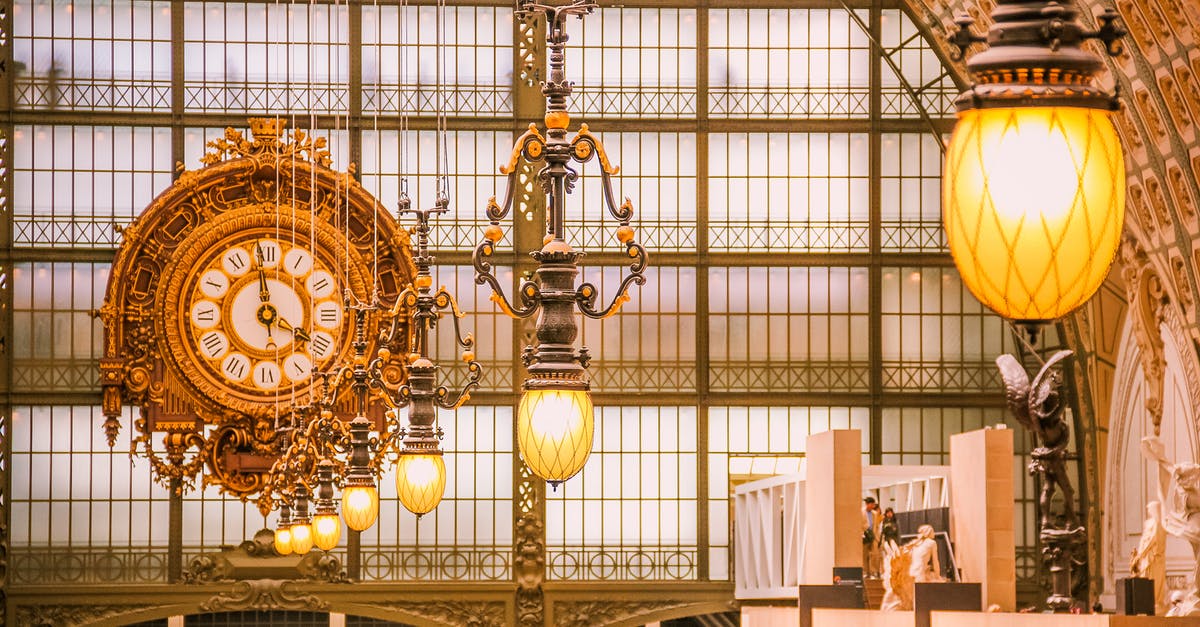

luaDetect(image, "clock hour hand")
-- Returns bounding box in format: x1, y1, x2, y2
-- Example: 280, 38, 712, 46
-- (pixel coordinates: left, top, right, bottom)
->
255, 242, 270, 303
277, 317, 310, 343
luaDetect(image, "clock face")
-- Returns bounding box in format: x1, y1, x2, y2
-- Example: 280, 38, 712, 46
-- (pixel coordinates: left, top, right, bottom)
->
184, 238, 343, 394
154, 206, 373, 414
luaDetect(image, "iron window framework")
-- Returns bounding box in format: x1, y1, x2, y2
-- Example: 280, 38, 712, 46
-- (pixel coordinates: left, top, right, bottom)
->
1, 0, 1045, 600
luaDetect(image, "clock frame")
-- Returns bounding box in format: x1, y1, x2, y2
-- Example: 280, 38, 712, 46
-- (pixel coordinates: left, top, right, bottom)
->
99, 119, 416, 500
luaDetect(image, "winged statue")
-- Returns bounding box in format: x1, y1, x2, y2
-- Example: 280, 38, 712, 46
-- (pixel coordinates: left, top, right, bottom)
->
996, 349, 1076, 529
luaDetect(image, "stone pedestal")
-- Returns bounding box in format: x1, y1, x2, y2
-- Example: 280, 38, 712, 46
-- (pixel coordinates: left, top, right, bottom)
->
950, 427, 1016, 611
914, 582, 981, 627
798, 585, 866, 627
1117, 577, 1156, 616
804, 429, 864, 584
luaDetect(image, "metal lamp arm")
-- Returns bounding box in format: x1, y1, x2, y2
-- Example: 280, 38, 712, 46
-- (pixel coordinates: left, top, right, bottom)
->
369, 429, 401, 472
426, 287, 485, 410
569, 125, 633, 220
474, 126, 548, 319
317, 365, 352, 408
381, 287, 417, 344
565, 124, 649, 319
473, 236, 542, 319
371, 376, 413, 411
486, 124, 547, 225
433, 288, 472, 346
436, 360, 482, 410
576, 253, 647, 319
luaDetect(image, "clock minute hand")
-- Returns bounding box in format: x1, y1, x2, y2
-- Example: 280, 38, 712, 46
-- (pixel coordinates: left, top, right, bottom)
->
255, 243, 270, 303
277, 317, 310, 343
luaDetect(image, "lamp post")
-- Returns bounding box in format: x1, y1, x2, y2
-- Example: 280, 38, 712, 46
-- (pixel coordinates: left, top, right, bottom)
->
373, 189, 482, 516
473, 0, 648, 487
944, 0, 1125, 611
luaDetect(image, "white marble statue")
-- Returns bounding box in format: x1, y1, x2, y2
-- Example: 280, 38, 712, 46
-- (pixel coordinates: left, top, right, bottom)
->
879, 524, 945, 611
1141, 435, 1200, 616
880, 539, 913, 611
909, 524, 945, 583
1129, 500, 1167, 615
1167, 590, 1188, 617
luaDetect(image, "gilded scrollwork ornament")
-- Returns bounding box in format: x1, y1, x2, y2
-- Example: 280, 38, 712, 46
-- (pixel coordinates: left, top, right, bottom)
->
199, 579, 330, 612
1121, 236, 1169, 433
16, 604, 156, 627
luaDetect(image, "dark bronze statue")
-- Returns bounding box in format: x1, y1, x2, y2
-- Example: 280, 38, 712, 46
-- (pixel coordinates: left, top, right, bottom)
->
997, 348, 1084, 611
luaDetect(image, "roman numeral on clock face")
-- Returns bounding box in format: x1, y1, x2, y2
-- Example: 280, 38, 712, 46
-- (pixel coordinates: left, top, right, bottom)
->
190, 300, 221, 329
221, 353, 250, 382
283, 353, 313, 383
258, 241, 278, 263
283, 248, 314, 277
199, 331, 229, 359
310, 332, 334, 359
225, 357, 246, 378
314, 301, 341, 329
252, 361, 281, 390
199, 270, 229, 299
224, 249, 248, 274
306, 270, 335, 299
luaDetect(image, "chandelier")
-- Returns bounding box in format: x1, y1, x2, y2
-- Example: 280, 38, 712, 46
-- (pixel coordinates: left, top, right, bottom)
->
269, 191, 482, 554
270, 0, 481, 550
473, 0, 648, 486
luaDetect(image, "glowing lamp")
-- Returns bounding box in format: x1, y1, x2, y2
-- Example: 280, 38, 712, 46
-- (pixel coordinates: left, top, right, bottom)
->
395, 452, 447, 516
273, 526, 293, 556
944, 107, 1124, 322
340, 484, 379, 532
341, 416, 380, 531
311, 513, 341, 551
289, 521, 314, 555
942, 0, 1127, 612
517, 388, 594, 486
472, 1, 646, 489
310, 460, 341, 551
273, 504, 294, 556
942, 1, 1126, 324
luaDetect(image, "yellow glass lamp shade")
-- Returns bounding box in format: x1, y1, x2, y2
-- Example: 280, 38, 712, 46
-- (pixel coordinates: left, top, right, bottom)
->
290, 521, 315, 555
273, 526, 293, 556
942, 106, 1125, 322
395, 453, 447, 516
341, 484, 379, 531
517, 388, 594, 484
311, 513, 341, 551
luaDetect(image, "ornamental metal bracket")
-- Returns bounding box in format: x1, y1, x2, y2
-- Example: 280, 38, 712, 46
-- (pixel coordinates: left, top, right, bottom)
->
380, 190, 484, 415
472, 0, 647, 328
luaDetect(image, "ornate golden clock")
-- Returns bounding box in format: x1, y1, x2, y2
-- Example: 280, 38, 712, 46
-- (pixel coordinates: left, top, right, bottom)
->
99, 118, 415, 502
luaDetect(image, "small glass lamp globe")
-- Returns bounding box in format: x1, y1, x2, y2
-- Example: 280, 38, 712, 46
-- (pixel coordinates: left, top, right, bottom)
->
273, 525, 293, 556
311, 512, 341, 552
517, 388, 594, 486
290, 520, 315, 555
395, 452, 448, 516
341, 484, 379, 532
